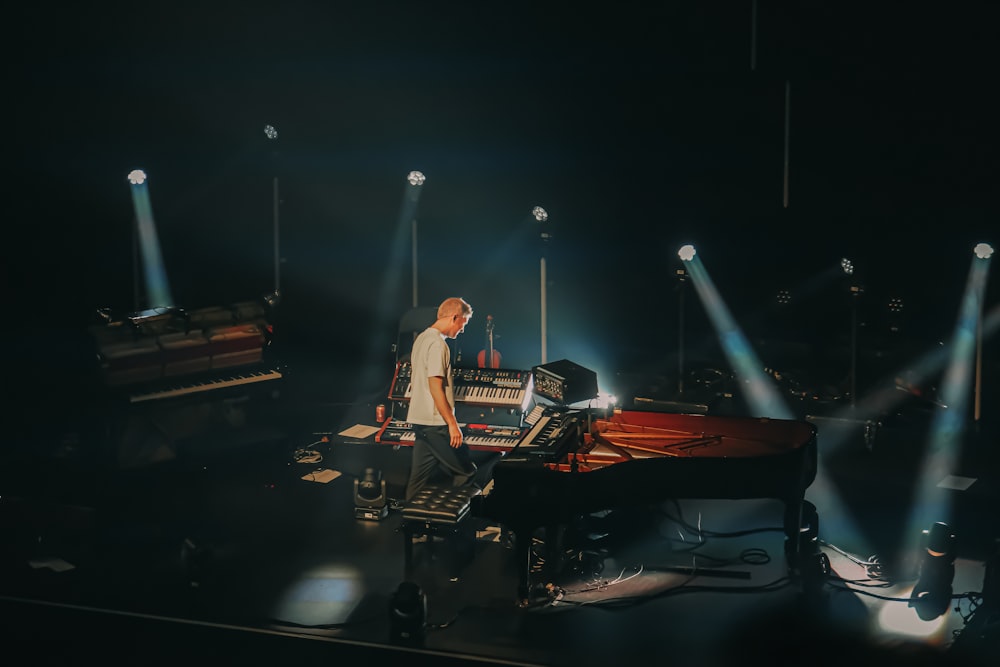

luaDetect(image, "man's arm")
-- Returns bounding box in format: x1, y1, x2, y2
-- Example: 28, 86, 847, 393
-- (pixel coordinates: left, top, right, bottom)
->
427, 375, 463, 448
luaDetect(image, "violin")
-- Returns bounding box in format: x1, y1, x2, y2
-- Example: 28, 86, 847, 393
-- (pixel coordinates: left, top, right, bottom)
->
477, 315, 502, 369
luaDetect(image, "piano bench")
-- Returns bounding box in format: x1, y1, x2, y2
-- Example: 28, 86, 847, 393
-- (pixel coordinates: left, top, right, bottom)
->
401, 485, 481, 578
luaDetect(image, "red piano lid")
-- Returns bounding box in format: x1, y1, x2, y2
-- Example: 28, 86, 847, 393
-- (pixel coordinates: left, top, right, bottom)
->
590, 410, 815, 458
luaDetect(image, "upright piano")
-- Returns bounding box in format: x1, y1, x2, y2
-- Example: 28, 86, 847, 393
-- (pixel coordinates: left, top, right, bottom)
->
474, 408, 818, 603
88, 302, 284, 468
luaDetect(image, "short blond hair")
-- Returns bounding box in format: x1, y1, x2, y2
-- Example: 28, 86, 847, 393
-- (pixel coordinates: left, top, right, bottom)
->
437, 297, 473, 320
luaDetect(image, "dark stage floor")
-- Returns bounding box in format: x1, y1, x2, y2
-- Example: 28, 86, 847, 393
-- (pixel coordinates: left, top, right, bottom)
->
1, 348, 998, 667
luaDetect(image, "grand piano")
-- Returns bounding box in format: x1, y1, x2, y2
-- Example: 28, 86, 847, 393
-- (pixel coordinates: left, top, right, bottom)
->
474, 407, 819, 603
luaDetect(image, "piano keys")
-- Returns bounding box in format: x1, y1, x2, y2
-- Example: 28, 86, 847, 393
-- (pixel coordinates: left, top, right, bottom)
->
453, 382, 526, 407
388, 361, 533, 409
128, 366, 283, 403
376, 419, 526, 452
90, 362, 284, 469
386, 360, 534, 428
464, 425, 526, 450
510, 407, 586, 461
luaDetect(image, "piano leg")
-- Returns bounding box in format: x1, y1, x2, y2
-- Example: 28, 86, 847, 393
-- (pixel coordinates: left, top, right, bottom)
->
510, 523, 571, 606
513, 527, 535, 606
504, 495, 821, 606
541, 523, 566, 588
783, 497, 825, 592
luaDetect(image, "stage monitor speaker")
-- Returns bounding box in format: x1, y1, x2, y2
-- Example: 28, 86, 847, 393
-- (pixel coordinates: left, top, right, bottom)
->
532, 359, 598, 406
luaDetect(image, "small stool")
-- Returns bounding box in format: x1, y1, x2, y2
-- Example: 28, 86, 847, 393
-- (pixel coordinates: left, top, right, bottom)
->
401, 485, 481, 578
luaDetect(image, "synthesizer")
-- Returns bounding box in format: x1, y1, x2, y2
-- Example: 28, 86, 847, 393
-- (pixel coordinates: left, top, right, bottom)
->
388, 361, 534, 410
510, 407, 586, 462
376, 419, 526, 452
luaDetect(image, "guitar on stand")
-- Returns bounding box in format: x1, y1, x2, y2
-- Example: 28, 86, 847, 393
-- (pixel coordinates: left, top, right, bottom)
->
477, 315, 502, 369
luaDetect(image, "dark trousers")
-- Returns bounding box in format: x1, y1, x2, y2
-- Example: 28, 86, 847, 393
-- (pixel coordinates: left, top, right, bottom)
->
405, 425, 477, 501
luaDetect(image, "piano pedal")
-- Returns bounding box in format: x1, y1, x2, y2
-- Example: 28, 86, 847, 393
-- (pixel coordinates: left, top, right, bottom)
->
501, 530, 515, 550
475, 524, 503, 543
527, 582, 555, 603
543, 583, 565, 603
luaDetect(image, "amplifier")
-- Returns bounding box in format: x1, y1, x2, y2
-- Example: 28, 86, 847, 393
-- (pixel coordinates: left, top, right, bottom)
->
532, 359, 598, 406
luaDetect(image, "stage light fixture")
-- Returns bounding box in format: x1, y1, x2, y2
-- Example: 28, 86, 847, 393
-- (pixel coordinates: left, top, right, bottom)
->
776, 289, 791, 305
127, 169, 146, 185
262, 290, 281, 308
784, 500, 821, 568
974, 242, 994, 260
388, 581, 427, 644
910, 521, 957, 621
354, 467, 388, 521
841, 257, 853, 275
532, 205, 548, 222
264, 124, 278, 140
678, 244, 696, 261
407, 170, 425, 186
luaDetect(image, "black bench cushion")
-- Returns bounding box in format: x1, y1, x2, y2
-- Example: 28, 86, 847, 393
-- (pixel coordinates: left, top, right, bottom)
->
402, 485, 480, 524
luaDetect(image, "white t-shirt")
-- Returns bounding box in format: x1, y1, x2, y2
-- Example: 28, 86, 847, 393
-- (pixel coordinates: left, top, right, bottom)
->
407, 327, 454, 426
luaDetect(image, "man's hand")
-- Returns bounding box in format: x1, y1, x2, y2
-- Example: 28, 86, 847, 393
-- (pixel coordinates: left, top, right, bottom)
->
428, 375, 462, 448
448, 423, 463, 448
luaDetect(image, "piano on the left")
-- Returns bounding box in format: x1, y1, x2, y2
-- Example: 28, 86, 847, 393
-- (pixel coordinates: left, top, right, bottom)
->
86, 301, 285, 469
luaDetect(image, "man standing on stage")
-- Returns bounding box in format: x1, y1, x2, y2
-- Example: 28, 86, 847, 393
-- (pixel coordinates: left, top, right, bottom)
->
404, 297, 478, 502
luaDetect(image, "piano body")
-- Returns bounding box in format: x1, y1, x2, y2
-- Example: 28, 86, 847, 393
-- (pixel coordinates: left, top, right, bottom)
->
87, 302, 284, 468
475, 408, 818, 603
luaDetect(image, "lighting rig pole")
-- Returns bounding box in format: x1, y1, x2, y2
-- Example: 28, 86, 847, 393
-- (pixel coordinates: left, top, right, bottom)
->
849, 283, 863, 410
264, 124, 281, 303
132, 215, 141, 312
975, 294, 984, 428
407, 171, 426, 309
534, 206, 550, 365
973, 242, 995, 429
412, 216, 418, 309
677, 268, 687, 394
677, 245, 698, 393
841, 258, 859, 410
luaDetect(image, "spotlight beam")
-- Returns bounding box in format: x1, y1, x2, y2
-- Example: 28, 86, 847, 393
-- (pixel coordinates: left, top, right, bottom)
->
973, 243, 994, 424
264, 124, 280, 297
902, 248, 993, 566
127, 170, 174, 310
358, 171, 426, 395
819, 294, 999, 456
680, 250, 794, 420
